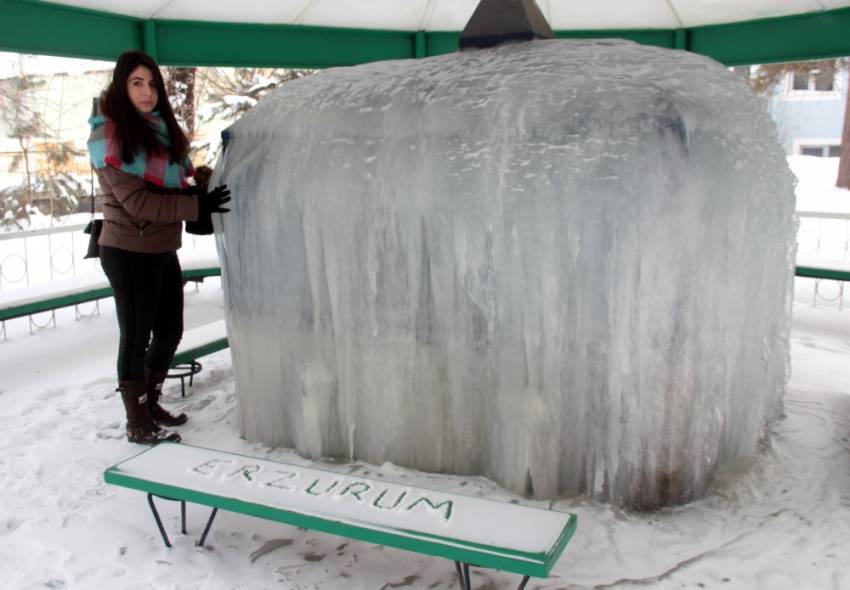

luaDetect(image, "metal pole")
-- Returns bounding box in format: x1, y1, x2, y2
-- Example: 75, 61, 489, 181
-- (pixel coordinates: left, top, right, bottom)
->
454, 562, 465, 590
197, 508, 219, 547
147, 493, 172, 548
143, 20, 158, 59
415, 30, 427, 58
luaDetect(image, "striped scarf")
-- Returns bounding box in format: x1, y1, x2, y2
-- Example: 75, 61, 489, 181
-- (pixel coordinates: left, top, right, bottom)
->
87, 98, 194, 188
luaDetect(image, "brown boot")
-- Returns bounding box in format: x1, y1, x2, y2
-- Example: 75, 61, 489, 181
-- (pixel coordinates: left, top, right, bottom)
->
145, 368, 188, 426
119, 380, 181, 444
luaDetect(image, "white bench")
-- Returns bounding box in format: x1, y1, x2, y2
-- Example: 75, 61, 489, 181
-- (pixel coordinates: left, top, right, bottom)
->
180, 253, 222, 285
0, 273, 112, 337
104, 443, 577, 589
0, 256, 222, 339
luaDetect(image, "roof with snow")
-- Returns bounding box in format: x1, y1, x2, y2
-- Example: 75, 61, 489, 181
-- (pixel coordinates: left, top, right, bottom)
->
1, 0, 849, 66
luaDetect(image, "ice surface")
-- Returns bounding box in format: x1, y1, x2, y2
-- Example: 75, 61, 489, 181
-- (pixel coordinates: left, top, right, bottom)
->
213, 39, 797, 508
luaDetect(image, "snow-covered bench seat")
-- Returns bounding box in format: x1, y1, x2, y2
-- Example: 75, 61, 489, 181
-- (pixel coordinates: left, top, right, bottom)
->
180, 254, 222, 283
0, 273, 112, 336
795, 257, 850, 282
104, 443, 577, 588
0, 264, 222, 338
168, 320, 229, 396
795, 257, 850, 310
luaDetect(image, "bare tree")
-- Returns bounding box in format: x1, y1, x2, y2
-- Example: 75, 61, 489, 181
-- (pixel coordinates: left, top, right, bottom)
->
190, 67, 315, 165
165, 67, 197, 140
0, 70, 85, 228
838, 84, 850, 189
198, 67, 313, 122
0, 73, 43, 204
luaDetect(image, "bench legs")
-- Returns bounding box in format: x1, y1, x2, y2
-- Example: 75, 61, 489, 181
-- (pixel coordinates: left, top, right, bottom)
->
198, 508, 219, 547
453, 561, 530, 590
167, 360, 202, 397
147, 493, 182, 547
812, 278, 845, 310
144, 497, 529, 587
147, 493, 217, 547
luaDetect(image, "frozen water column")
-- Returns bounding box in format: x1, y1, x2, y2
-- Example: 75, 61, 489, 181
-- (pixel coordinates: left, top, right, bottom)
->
213, 39, 797, 508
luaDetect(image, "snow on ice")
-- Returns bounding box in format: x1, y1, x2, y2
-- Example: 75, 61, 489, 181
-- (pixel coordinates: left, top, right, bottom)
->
214, 39, 797, 507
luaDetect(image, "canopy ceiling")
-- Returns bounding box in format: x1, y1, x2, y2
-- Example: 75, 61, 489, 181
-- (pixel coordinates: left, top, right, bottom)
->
1, 0, 850, 67
15, 0, 850, 30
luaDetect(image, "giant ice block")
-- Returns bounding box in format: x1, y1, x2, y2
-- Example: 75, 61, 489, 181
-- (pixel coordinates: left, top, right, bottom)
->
213, 39, 797, 508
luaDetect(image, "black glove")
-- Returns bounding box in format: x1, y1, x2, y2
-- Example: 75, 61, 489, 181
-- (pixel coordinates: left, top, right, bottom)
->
200, 185, 231, 215
187, 185, 231, 236
180, 185, 204, 196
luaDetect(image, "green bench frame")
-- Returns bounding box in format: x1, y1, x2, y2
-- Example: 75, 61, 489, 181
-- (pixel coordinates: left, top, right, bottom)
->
168, 321, 229, 396
794, 265, 850, 282
0, 266, 222, 338
105, 443, 577, 590
182, 266, 223, 282
5, 263, 840, 327
5, 264, 840, 324
1, 267, 229, 395
795, 263, 850, 310
0, 285, 113, 322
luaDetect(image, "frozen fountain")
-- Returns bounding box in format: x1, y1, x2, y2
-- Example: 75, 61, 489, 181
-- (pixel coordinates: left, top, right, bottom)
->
212, 2, 797, 508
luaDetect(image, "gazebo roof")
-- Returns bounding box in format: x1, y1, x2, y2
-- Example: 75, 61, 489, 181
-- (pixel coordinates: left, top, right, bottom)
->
1, 0, 850, 66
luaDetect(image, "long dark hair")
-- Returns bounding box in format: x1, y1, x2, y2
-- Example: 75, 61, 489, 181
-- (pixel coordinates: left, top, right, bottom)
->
102, 50, 190, 164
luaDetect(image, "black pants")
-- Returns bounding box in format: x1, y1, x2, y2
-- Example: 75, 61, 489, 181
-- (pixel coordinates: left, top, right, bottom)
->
100, 245, 184, 381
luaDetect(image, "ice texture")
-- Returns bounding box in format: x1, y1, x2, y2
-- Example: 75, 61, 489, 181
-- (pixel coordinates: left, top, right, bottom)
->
213, 39, 797, 508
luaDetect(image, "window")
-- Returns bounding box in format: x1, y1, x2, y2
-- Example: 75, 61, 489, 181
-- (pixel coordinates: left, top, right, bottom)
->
788, 70, 837, 94
813, 71, 834, 91
797, 144, 842, 157
792, 73, 809, 90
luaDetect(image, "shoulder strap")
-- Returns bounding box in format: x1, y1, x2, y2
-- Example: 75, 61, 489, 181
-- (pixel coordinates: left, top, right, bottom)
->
90, 97, 97, 218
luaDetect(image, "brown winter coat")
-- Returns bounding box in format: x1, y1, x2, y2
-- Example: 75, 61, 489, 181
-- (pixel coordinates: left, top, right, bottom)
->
96, 166, 199, 254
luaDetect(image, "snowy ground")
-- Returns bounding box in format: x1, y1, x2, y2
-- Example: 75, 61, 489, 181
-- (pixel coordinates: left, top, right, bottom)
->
0, 274, 848, 590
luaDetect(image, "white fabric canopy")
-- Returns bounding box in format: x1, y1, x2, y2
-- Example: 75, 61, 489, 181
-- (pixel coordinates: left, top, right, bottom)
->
43, 0, 850, 31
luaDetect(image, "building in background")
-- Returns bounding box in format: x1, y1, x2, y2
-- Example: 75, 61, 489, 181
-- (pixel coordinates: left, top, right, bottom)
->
768, 67, 848, 157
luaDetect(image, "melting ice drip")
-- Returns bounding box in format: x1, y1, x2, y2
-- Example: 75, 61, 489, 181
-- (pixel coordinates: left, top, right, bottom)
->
213, 39, 797, 508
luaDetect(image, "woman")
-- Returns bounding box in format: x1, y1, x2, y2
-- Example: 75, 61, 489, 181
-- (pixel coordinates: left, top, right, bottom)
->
88, 50, 230, 444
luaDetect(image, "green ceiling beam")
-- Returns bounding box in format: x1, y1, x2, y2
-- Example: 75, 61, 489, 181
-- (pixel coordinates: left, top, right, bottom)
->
0, 0, 142, 61
153, 20, 413, 68
689, 6, 850, 65
2, 0, 850, 68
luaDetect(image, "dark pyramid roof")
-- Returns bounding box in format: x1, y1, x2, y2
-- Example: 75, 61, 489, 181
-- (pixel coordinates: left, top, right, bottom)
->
459, 0, 556, 50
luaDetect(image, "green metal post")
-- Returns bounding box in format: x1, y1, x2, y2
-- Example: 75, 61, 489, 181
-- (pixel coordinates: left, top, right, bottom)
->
414, 30, 427, 58
673, 28, 688, 50
143, 19, 158, 59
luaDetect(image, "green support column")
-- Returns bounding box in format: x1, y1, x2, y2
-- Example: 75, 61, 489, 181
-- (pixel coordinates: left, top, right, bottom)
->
674, 28, 688, 50
414, 30, 427, 58
143, 19, 158, 59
